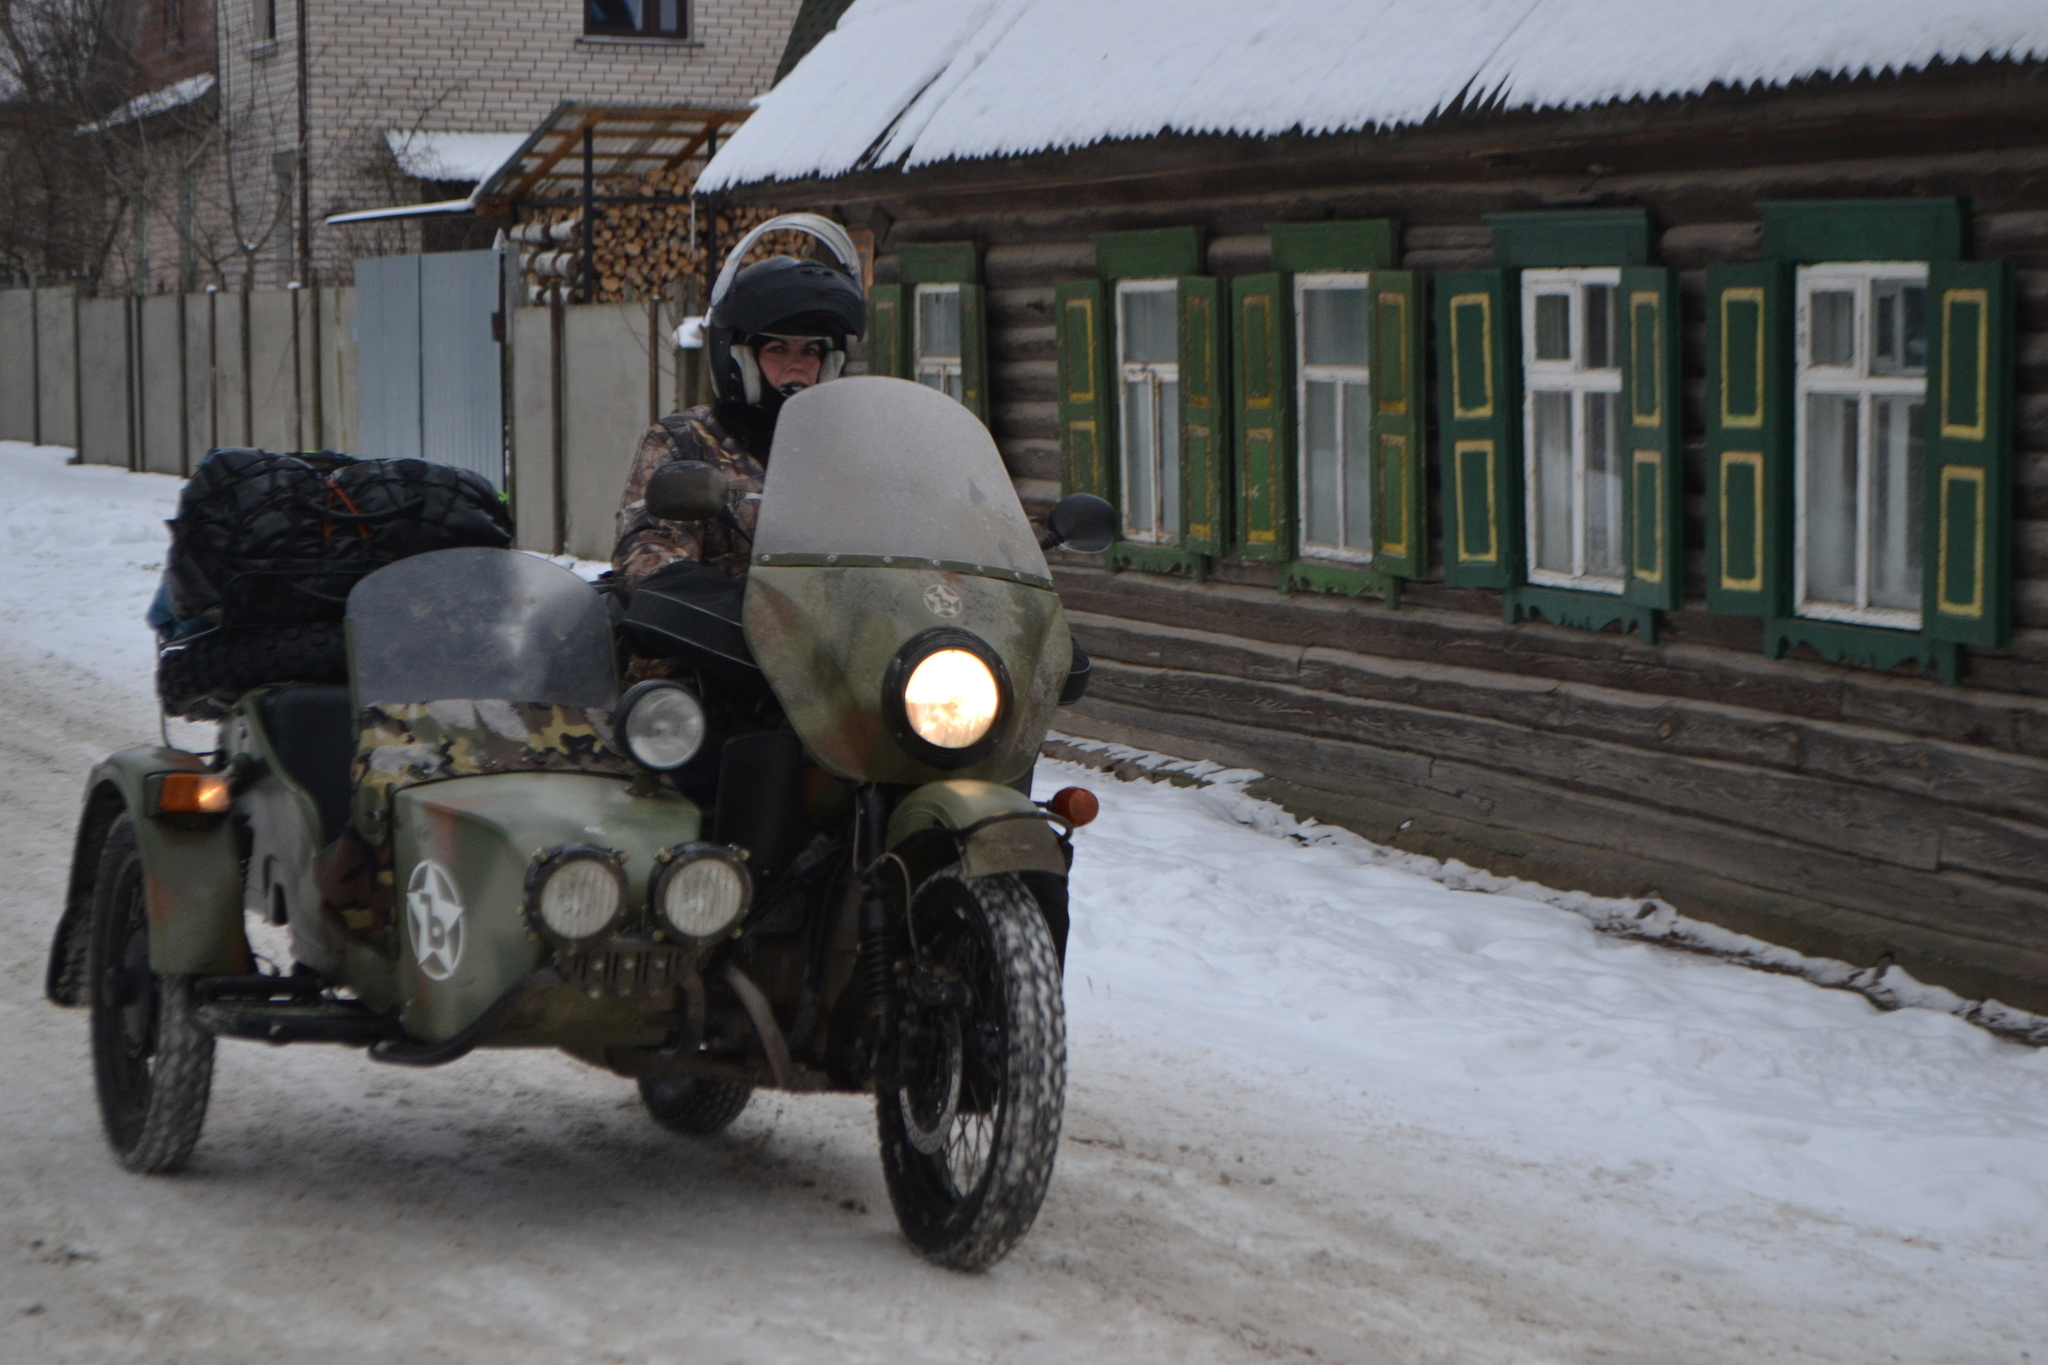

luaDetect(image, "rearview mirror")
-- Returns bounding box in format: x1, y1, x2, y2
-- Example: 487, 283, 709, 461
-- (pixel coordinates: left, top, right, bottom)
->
645, 461, 730, 523
1039, 493, 1117, 555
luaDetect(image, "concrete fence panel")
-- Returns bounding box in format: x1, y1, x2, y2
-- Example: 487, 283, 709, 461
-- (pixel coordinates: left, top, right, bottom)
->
560, 301, 658, 562
320, 287, 358, 456
184, 292, 219, 456
217, 292, 252, 450
34, 289, 78, 449
509, 301, 556, 553
76, 298, 131, 467
247, 290, 299, 452
138, 294, 186, 475
0, 291, 35, 442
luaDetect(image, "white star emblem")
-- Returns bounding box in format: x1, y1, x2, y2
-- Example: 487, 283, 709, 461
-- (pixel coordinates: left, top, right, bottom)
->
924, 583, 962, 618
406, 861, 466, 982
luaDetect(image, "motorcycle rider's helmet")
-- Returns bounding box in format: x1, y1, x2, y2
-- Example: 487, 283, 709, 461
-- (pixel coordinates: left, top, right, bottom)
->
703, 214, 867, 412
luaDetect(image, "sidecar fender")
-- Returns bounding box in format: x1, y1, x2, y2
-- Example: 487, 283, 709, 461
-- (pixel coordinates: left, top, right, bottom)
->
886, 780, 1067, 881
47, 748, 252, 1004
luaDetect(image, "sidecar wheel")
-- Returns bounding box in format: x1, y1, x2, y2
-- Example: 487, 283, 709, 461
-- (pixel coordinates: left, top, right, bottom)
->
878, 870, 1065, 1272
88, 814, 215, 1173
638, 1076, 753, 1135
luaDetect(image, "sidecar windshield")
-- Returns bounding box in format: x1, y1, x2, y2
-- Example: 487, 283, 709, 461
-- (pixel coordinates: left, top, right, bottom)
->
752, 377, 1049, 581
348, 548, 617, 708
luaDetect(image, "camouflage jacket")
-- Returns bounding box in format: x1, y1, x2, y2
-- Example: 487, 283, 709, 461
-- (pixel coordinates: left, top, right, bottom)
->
613, 404, 767, 595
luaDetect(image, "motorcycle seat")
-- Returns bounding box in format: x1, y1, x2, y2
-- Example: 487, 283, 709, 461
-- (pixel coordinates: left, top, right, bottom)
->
258, 684, 356, 845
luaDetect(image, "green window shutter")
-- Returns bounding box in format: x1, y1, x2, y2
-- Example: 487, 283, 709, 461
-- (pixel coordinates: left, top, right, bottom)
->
1435, 270, 1518, 589
867, 283, 905, 379
1178, 275, 1227, 554
1702, 263, 1791, 616
1924, 260, 2015, 648
1620, 266, 1682, 610
1231, 272, 1293, 562
1055, 278, 1112, 499
957, 282, 990, 427
1369, 270, 1425, 578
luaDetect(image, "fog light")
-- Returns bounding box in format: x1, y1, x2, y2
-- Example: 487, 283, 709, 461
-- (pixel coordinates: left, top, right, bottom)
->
525, 845, 629, 945
652, 845, 751, 939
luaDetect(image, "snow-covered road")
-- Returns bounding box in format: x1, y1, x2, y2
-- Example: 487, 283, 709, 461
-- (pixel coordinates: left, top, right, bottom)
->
1, 443, 2043, 1363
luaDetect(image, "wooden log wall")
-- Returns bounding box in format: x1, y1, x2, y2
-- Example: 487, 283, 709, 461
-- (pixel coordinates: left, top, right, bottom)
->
783, 62, 2048, 1011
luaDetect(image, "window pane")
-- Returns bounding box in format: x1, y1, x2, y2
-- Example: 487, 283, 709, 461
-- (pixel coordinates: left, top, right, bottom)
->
1302, 287, 1369, 368
946, 371, 965, 405
658, 0, 680, 31
1159, 378, 1181, 540
1804, 393, 1860, 605
1302, 380, 1340, 547
1872, 281, 1928, 376
1533, 293, 1571, 363
1342, 380, 1373, 550
1584, 284, 1618, 370
1585, 392, 1623, 578
916, 369, 944, 392
1120, 289, 1177, 364
1870, 396, 1926, 611
1809, 290, 1855, 367
1531, 390, 1573, 574
1122, 377, 1154, 536
588, 0, 641, 28
918, 289, 960, 360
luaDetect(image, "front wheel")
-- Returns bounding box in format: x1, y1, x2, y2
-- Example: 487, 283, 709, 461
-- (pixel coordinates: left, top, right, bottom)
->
88, 814, 215, 1173
878, 870, 1065, 1271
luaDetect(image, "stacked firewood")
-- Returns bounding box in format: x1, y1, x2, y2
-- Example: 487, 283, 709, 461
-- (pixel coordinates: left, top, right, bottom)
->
512, 162, 800, 306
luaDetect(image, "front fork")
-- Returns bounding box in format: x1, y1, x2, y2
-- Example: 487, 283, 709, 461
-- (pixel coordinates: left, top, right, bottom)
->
855, 785, 900, 1091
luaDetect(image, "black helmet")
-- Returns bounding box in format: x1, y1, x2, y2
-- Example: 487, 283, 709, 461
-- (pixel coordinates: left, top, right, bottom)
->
706, 256, 865, 408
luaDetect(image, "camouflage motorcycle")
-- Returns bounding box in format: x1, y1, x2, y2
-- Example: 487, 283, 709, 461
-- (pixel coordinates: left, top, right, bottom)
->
45, 376, 1116, 1271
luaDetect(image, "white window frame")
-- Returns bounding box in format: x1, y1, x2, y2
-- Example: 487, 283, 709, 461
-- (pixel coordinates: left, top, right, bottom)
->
1520, 267, 1626, 595
1115, 278, 1180, 545
1793, 262, 1929, 631
1294, 272, 1375, 564
913, 282, 965, 405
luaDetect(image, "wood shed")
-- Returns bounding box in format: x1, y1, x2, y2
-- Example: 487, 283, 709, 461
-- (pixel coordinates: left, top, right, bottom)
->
703, 0, 2048, 1013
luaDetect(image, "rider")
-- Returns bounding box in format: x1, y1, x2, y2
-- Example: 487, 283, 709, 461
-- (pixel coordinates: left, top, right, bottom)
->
612, 245, 866, 595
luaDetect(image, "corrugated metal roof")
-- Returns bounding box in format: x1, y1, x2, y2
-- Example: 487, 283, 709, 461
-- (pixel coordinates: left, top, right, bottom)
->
700, 0, 2048, 191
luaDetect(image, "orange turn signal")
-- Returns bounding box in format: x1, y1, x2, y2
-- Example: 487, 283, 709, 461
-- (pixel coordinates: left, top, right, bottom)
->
157, 772, 231, 815
1046, 786, 1099, 828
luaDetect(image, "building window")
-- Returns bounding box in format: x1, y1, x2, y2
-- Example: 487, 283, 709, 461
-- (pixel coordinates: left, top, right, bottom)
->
261, 0, 276, 41
585, 0, 687, 38
1793, 263, 1928, 630
1521, 267, 1626, 594
914, 284, 965, 405
1295, 274, 1373, 563
166, 0, 186, 49
1116, 280, 1180, 544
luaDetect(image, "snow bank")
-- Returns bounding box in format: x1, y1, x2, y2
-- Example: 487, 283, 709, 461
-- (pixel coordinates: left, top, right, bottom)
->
701, 0, 2048, 188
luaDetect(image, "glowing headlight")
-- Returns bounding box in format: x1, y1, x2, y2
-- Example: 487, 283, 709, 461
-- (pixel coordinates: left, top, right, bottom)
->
653, 845, 752, 939
903, 649, 1001, 749
616, 681, 707, 771
526, 847, 628, 944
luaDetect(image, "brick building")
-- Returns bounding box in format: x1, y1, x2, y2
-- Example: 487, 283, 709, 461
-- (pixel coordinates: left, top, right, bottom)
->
102, 0, 799, 292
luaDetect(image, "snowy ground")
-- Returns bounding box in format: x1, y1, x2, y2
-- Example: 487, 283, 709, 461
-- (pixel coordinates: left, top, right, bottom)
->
1, 441, 2044, 1364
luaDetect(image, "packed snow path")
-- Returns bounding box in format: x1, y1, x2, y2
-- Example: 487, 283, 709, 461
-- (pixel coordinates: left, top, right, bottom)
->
0, 443, 2042, 1363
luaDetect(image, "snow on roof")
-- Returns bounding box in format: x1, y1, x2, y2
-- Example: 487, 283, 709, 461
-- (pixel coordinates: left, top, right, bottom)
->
74, 72, 215, 136
700, 0, 2048, 190
384, 130, 530, 185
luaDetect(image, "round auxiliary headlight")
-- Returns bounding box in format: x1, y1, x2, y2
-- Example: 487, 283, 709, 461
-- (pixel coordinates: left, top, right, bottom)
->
653, 846, 752, 939
526, 846, 628, 944
617, 680, 707, 771
904, 649, 1001, 749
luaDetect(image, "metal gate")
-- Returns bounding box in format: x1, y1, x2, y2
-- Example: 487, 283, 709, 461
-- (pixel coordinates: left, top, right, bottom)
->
354, 250, 503, 485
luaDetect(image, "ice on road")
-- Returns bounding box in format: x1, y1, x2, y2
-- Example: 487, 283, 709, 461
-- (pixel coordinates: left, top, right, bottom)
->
1, 443, 2043, 1363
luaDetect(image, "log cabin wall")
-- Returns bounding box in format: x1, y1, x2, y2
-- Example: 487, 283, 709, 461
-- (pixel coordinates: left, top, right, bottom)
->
749, 61, 2048, 1012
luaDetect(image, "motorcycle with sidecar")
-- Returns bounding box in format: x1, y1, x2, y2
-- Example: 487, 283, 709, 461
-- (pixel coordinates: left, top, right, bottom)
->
44, 376, 1117, 1270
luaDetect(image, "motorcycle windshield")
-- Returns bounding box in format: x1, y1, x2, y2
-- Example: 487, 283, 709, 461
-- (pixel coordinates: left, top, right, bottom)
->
752, 377, 1049, 584
348, 548, 617, 708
